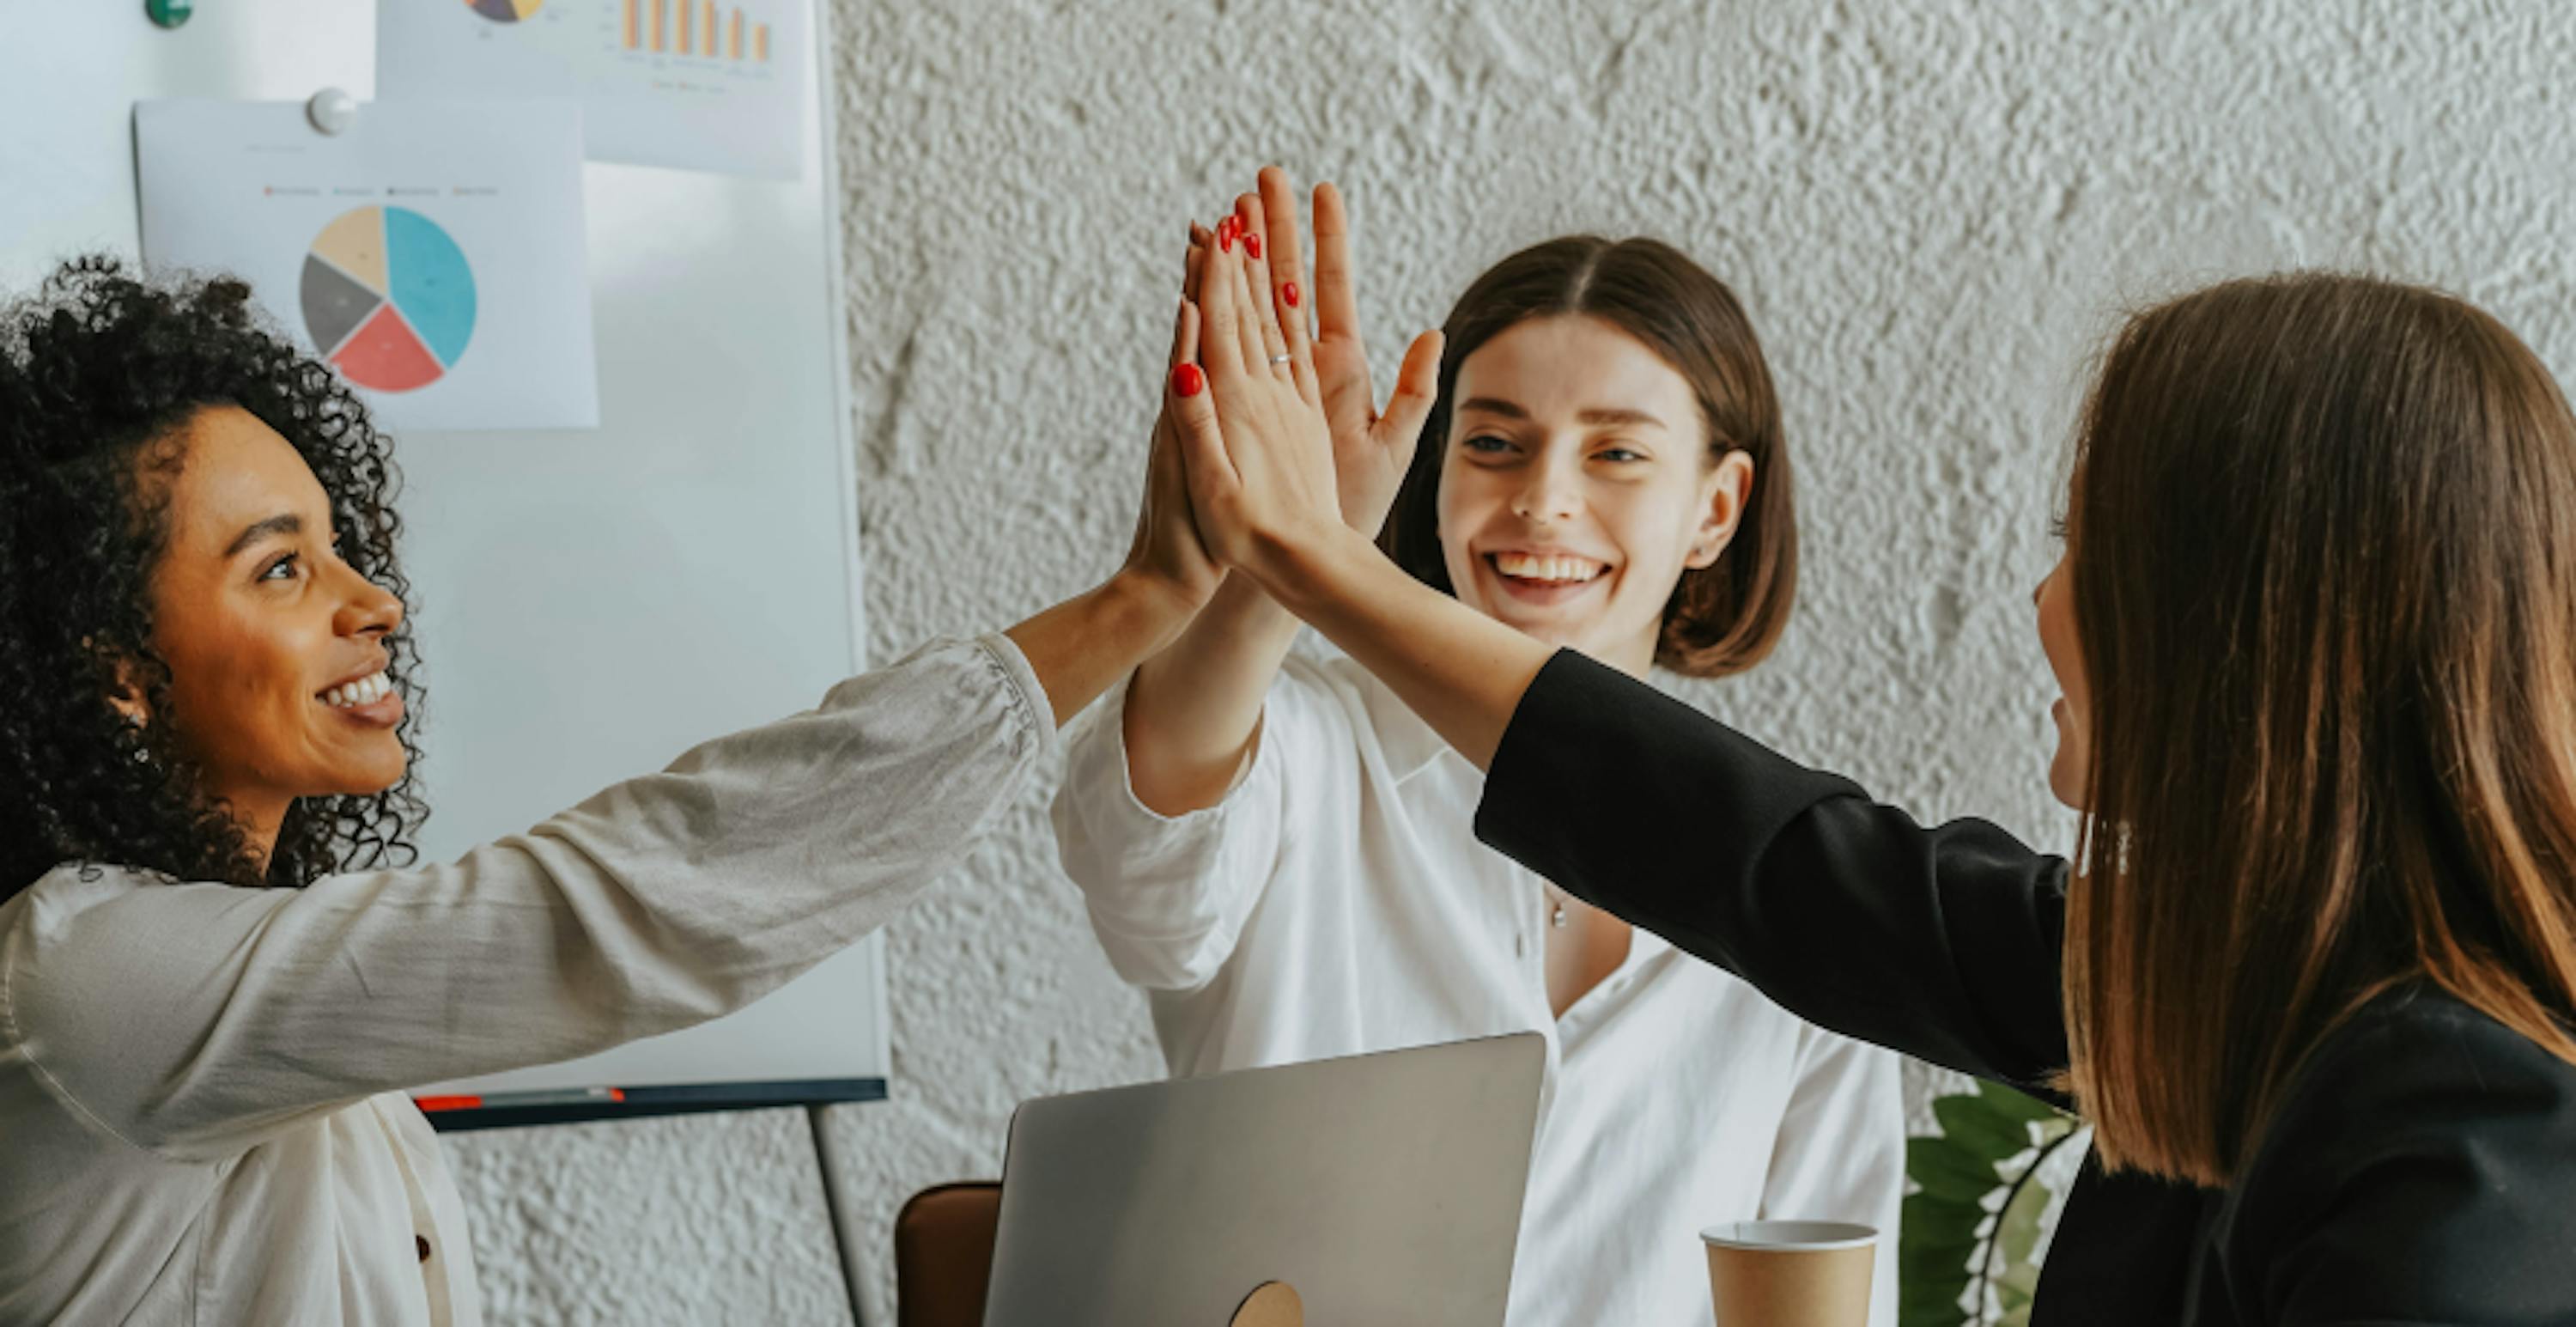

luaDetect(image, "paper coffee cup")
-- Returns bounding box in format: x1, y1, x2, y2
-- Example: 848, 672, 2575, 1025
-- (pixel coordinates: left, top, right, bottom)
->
1700, 1220, 1877, 1327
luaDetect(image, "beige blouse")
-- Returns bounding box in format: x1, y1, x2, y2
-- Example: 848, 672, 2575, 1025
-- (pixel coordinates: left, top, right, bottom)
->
0, 636, 1054, 1326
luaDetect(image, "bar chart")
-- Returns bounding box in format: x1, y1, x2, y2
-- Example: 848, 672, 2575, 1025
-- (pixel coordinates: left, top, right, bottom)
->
625, 0, 770, 62
385, 0, 810, 178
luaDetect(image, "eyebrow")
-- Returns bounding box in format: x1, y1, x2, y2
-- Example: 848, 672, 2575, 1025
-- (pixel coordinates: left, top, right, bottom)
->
1455, 398, 1669, 430
223, 513, 303, 558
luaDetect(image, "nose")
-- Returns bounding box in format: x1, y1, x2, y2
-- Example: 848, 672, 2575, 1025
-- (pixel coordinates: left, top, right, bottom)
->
1510, 453, 1582, 527
328, 557, 406, 642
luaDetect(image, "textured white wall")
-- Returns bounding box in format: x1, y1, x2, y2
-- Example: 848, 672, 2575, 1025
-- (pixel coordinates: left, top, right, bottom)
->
446, 0, 2576, 1320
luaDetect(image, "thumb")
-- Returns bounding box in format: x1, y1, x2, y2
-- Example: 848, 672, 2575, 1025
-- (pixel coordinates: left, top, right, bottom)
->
1370, 329, 1446, 455
1165, 304, 1236, 507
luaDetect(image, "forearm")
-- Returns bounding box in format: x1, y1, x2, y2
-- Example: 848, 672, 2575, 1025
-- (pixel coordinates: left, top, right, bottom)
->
1003, 571, 1201, 727
1251, 523, 1549, 770
1121, 575, 1303, 814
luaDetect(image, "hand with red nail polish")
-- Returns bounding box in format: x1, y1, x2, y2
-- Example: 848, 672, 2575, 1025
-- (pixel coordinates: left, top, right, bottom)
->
1255, 173, 1443, 539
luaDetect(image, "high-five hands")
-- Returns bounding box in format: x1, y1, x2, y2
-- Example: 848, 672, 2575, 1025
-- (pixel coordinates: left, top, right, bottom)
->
1164, 193, 1343, 588
1233, 169, 1445, 536
1165, 170, 1444, 591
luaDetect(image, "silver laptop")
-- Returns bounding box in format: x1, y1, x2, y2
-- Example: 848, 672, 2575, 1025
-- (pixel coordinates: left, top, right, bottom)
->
981, 1032, 1547, 1326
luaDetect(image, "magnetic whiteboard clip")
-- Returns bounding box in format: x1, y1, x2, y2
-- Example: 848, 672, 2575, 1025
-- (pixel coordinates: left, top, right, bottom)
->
306, 88, 359, 137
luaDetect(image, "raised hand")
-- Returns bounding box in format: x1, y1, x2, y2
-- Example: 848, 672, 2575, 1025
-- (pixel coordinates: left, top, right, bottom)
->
1169, 204, 1393, 587
1252, 168, 1443, 537
1117, 241, 1224, 619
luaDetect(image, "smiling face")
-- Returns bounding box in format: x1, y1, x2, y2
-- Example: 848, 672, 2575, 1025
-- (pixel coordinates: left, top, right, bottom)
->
1434, 314, 1753, 674
130, 405, 410, 849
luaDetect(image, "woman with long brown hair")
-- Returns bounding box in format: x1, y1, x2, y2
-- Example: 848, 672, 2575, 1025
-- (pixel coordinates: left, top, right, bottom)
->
1159, 175, 2576, 1322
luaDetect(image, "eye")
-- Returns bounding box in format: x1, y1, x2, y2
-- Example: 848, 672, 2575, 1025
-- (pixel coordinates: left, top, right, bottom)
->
258, 551, 303, 583
1595, 445, 1645, 463
1461, 435, 1516, 455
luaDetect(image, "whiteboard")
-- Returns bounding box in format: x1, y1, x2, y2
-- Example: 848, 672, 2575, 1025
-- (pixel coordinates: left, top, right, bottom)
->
0, 0, 884, 1129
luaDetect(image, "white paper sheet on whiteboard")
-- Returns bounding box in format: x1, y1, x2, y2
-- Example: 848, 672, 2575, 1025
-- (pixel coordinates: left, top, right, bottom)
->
136, 97, 599, 432
377, 0, 809, 180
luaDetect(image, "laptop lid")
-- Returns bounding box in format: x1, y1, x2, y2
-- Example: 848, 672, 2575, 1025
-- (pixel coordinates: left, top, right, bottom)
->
982, 1032, 1547, 1326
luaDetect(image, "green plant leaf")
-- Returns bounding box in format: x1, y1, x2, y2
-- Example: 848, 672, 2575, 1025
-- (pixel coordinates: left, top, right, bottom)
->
1996, 1302, 2034, 1327
1899, 1276, 1971, 1327
1933, 1093, 2032, 1161
1976, 1078, 2067, 1126
1900, 1233, 1976, 1288
1901, 1191, 1984, 1245
1996, 1170, 2052, 1269
1906, 1135, 2001, 1203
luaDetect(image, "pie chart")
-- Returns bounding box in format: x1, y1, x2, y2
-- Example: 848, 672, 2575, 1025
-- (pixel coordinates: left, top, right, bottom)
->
465, 0, 544, 21
300, 206, 477, 394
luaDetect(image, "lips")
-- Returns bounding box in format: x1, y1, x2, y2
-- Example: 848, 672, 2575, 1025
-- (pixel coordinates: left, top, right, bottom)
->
315, 667, 404, 728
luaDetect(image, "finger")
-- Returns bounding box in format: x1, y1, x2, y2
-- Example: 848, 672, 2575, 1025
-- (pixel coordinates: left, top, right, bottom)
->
1225, 198, 1269, 375
1237, 195, 1297, 385
1184, 222, 1213, 301
1375, 329, 1447, 451
1197, 236, 1246, 379
1237, 192, 1291, 380
1312, 181, 1364, 350
1258, 166, 1321, 403
1310, 181, 1379, 430
1166, 286, 1195, 371
1166, 302, 1239, 508
1149, 383, 1218, 575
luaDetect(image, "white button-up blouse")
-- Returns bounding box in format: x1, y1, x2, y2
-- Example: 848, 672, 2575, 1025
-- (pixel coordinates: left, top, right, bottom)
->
1053, 652, 1907, 1327
0, 636, 1054, 1326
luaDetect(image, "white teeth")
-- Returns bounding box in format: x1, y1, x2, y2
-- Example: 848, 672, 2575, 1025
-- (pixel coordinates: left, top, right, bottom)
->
1492, 552, 1606, 584
324, 672, 392, 709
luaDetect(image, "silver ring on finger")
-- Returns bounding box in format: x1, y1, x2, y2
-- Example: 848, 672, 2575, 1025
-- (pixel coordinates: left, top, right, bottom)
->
1269, 352, 1292, 365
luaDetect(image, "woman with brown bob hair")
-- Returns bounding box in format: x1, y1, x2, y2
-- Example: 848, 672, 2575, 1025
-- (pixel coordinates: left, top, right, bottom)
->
1055, 171, 1902, 1325
1165, 180, 2576, 1324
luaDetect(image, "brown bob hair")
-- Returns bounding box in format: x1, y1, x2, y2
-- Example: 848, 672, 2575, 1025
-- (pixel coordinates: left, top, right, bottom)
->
1375, 237, 1796, 678
2063, 272, 2576, 1185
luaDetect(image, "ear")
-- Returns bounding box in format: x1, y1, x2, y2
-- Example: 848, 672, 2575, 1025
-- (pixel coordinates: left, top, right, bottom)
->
90, 640, 151, 728
1684, 450, 1755, 570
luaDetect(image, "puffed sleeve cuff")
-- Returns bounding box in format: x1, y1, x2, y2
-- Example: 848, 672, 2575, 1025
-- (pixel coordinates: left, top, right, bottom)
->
1050, 673, 1288, 989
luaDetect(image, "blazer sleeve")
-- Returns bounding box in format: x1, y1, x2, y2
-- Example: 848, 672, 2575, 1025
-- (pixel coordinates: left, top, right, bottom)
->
1473, 648, 2072, 1088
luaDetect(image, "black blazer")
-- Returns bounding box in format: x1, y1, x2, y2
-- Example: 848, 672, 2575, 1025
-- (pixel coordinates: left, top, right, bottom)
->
1474, 650, 2576, 1325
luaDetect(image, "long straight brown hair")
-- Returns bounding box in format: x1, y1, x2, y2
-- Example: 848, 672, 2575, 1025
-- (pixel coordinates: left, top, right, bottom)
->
2063, 272, 2576, 1185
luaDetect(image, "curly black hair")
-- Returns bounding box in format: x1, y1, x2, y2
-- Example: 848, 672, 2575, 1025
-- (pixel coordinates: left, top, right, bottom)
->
0, 257, 427, 898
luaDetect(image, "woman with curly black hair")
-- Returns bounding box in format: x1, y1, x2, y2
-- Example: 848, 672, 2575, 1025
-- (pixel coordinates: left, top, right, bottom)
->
0, 257, 1221, 1324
